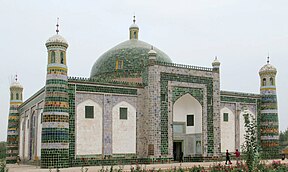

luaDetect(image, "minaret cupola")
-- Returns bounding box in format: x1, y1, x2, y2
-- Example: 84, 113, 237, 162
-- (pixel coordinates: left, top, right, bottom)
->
212, 56, 221, 68
10, 75, 23, 103
259, 57, 277, 87
129, 15, 139, 40
212, 56, 221, 73
45, 18, 68, 66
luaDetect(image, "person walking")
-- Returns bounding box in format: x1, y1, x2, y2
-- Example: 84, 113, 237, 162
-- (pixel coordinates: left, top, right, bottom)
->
225, 150, 232, 165
234, 149, 240, 165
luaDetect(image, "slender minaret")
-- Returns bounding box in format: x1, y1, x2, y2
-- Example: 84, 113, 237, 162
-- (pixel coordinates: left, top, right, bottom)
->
6, 75, 23, 164
41, 19, 69, 168
212, 57, 221, 156
259, 57, 279, 158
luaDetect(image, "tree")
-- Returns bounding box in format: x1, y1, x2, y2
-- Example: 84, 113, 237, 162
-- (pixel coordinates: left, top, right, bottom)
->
279, 129, 288, 150
241, 112, 260, 172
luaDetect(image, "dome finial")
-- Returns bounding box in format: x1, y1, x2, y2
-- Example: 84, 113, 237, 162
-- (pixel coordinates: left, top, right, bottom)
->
267, 53, 270, 64
133, 14, 136, 24
56, 17, 59, 34
15, 74, 18, 82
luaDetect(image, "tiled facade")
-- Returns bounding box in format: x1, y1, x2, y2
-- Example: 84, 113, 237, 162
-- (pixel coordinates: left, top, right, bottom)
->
6, 20, 280, 168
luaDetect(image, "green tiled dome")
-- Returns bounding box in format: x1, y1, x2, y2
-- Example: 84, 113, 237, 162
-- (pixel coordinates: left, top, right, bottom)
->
90, 39, 172, 77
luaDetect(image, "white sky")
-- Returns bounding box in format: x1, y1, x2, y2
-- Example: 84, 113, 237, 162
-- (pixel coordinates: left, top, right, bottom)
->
1, 0, 288, 141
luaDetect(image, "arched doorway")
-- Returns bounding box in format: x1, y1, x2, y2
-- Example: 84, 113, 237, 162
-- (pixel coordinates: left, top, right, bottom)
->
172, 93, 202, 160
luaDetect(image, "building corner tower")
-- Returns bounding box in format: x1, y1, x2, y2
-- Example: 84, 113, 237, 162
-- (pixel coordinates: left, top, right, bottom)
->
41, 22, 69, 168
259, 58, 279, 158
6, 76, 23, 164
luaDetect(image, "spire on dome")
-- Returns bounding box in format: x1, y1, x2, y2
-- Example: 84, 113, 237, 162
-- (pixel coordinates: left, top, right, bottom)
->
46, 18, 68, 47
10, 74, 23, 89
56, 18, 59, 34
259, 55, 277, 75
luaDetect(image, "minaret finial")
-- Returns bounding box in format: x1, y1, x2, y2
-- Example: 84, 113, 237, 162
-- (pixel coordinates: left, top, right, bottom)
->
133, 15, 136, 24
15, 74, 18, 82
215, 56, 218, 60
56, 17, 59, 34
267, 53, 270, 64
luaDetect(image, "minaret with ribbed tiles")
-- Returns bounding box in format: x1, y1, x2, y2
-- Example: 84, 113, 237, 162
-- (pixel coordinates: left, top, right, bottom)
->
259, 57, 279, 158
6, 76, 23, 164
41, 21, 70, 168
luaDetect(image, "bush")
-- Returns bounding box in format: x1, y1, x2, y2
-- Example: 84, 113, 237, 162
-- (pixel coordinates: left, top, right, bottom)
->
0, 159, 8, 172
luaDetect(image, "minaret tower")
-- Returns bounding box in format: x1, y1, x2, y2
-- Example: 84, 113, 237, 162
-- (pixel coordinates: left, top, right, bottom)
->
259, 57, 279, 158
41, 19, 70, 168
6, 75, 23, 164
129, 15, 139, 40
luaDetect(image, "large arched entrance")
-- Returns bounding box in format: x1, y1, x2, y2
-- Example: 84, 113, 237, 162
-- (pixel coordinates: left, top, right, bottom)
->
172, 93, 202, 160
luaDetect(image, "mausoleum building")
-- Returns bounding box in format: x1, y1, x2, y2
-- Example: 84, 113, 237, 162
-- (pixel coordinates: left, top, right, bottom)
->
6, 18, 279, 168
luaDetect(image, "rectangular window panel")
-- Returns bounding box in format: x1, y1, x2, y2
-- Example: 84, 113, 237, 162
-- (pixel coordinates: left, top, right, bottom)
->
223, 113, 228, 122
187, 115, 194, 126
118, 60, 123, 69
120, 107, 128, 120
85, 106, 94, 119
116, 60, 124, 70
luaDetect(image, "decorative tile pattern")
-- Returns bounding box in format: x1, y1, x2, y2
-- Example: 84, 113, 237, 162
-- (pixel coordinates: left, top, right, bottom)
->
260, 92, 279, 158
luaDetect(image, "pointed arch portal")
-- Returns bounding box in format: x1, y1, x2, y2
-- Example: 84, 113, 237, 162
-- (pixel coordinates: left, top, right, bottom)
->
172, 93, 203, 159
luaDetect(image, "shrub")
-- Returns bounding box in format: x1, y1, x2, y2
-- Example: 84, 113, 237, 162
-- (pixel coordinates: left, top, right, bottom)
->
0, 159, 8, 172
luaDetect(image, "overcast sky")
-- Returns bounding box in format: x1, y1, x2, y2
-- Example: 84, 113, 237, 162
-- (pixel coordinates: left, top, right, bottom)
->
0, 0, 288, 141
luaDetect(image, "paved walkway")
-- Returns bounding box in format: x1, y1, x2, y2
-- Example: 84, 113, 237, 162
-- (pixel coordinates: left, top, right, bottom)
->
6, 159, 286, 172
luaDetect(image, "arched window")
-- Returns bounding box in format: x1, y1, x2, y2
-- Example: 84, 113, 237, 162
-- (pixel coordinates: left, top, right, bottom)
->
16, 93, 19, 100
262, 78, 266, 86
270, 77, 274, 86
60, 52, 64, 64
134, 32, 137, 39
51, 51, 56, 63
10, 93, 13, 100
